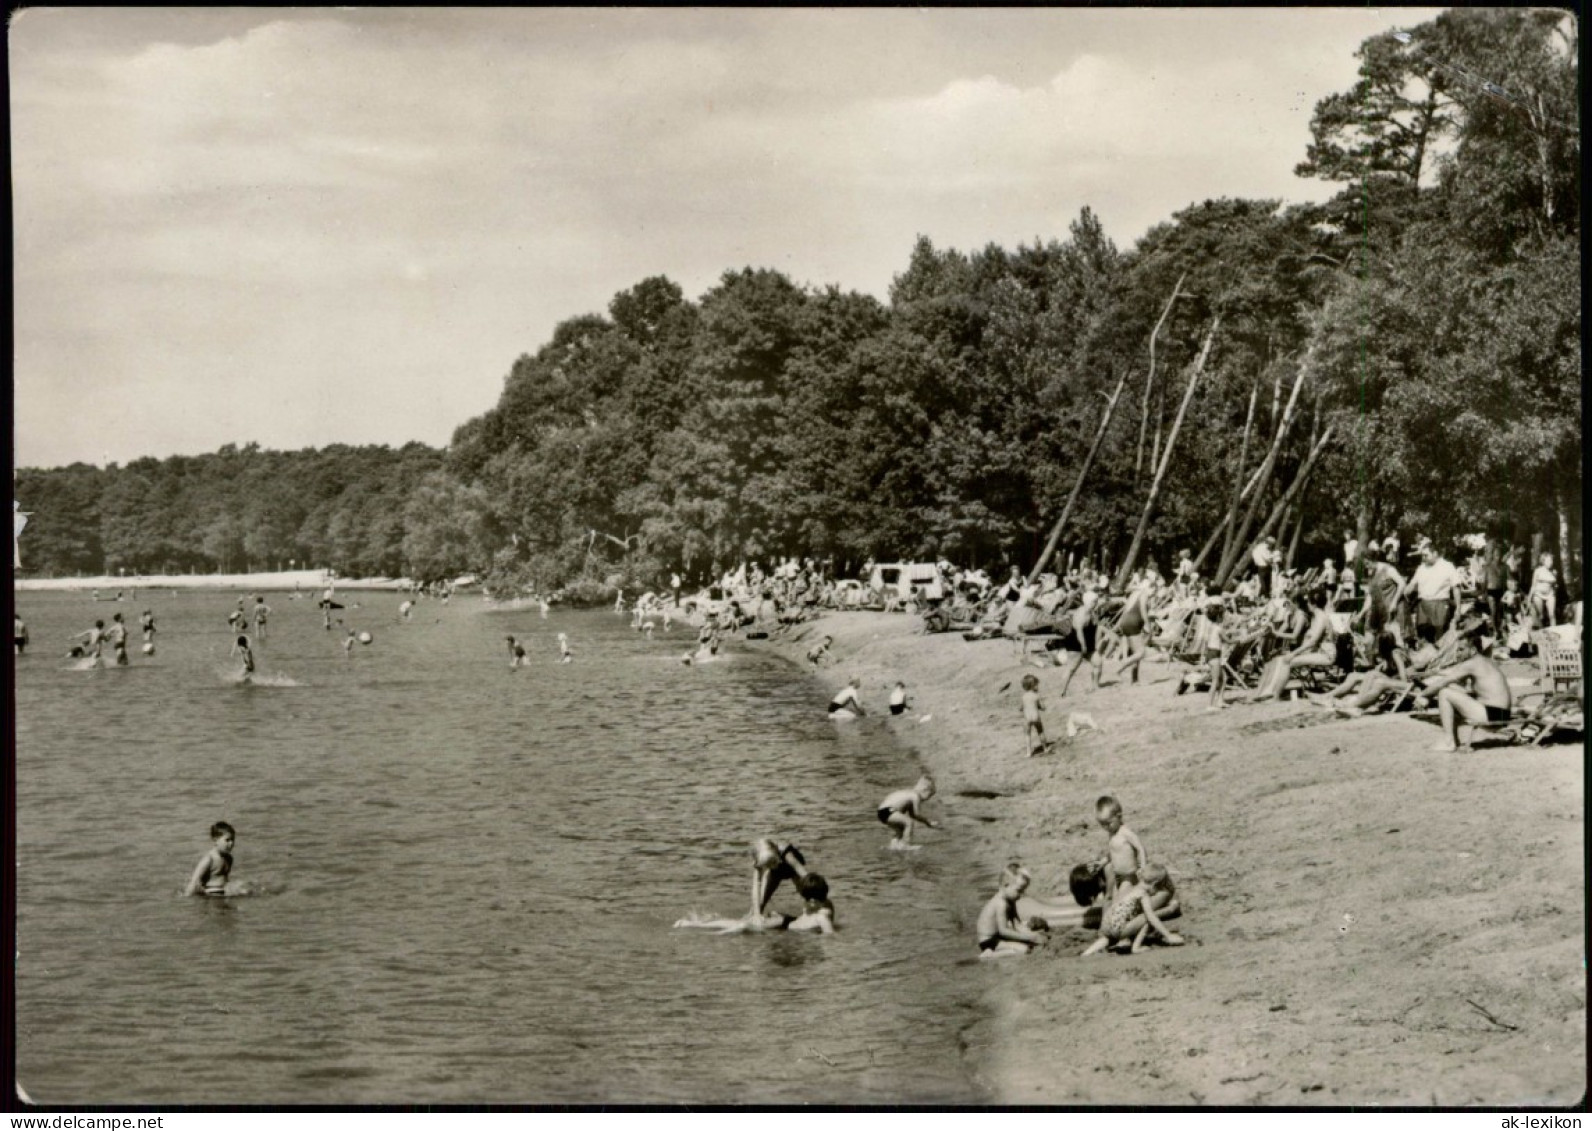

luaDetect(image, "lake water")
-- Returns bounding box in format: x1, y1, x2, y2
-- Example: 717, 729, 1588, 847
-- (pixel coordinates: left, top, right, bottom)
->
13, 590, 987, 1105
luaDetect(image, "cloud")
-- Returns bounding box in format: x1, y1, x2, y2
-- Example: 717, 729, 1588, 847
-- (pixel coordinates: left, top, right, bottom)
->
11, 9, 1446, 467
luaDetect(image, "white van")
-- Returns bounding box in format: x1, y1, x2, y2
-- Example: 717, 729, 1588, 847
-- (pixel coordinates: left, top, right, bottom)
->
868, 562, 945, 604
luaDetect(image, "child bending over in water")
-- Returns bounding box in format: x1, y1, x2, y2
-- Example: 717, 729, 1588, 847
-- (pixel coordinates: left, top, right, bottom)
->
878, 776, 937, 848
1096, 795, 1148, 897
1081, 863, 1184, 955
185, 821, 237, 897
976, 863, 1050, 957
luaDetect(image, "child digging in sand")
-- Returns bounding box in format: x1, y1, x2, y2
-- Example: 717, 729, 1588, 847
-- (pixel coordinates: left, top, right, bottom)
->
976, 862, 1050, 957
1081, 863, 1184, 956
877, 776, 938, 849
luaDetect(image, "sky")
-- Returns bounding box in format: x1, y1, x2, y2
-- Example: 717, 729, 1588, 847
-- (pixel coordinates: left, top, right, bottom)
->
11, 7, 1448, 470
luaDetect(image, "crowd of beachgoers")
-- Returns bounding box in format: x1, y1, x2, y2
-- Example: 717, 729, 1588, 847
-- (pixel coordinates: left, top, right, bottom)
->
641, 530, 1583, 957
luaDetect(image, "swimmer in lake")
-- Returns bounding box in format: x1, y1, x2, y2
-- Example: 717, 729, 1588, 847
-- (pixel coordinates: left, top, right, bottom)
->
675, 840, 835, 934
184, 821, 236, 898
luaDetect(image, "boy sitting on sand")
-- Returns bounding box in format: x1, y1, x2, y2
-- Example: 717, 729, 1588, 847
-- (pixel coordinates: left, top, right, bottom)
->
806, 635, 833, 668
878, 776, 938, 848
977, 863, 1050, 957
1081, 863, 1184, 956
184, 821, 237, 897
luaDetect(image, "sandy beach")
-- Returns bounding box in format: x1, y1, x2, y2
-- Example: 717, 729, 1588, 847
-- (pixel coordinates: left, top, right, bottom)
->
766, 612, 1585, 1106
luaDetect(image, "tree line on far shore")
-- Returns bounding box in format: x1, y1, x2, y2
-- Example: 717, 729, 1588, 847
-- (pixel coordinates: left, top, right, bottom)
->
16, 10, 1579, 596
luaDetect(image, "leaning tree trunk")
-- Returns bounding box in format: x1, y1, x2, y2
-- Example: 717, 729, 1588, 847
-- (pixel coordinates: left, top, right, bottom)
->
1219, 381, 1260, 566
1027, 371, 1130, 583
1245, 423, 1336, 560
1134, 274, 1185, 483
1216, 366, 1308, 587
1113, 316, 1219, 590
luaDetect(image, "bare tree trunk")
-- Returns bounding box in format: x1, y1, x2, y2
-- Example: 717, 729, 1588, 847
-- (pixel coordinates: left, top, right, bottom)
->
1216, 366, 1308, 586
1220, 381, 1260, 565
1027, 371, 1130, 583
1246, 424, 1336, 558
1114, 316, 1219, 590
1135, 274, 1185, 482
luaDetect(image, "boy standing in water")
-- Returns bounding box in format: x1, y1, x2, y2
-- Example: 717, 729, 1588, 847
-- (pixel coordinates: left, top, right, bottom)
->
877, 776, 938, 848
232, 633, 256, 679
140, 609, 156, 647
184, 822, 237, 897
253, 596, 271, 638
105, 613, 130, 665
558, 632, 573, 662
506, 634, 528, 668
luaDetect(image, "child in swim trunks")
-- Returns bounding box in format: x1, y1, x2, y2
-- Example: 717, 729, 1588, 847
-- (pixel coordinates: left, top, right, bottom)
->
1021, 673, 1049, 756
185, 821, 237, 897
505, 635, 527, 668
806, 635, 833, 668
828, 677, 866, 718
558, 632, 573, 662
1081, 863, 1184, 955
233, 633, 256, 678
878, 776, 937, 847
889, 681, 910, 716
976, 863, 1049, 957
1096, 795, 1148, 898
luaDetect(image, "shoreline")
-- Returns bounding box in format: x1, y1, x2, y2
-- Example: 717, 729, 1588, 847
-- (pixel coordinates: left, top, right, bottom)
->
15, 570, 411, 592
757, 611, 1585, 1106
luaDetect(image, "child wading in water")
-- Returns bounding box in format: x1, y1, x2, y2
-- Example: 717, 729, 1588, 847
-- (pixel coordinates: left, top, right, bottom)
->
232, 634, 256, 680
185, 821, 237, 897
1021, 673, 1052, 756
976, 862, 1050, 957
1081, 862, 1184, 955
888, 681, 910, 716
506, 635, 528, 669
877, 776, 937, 849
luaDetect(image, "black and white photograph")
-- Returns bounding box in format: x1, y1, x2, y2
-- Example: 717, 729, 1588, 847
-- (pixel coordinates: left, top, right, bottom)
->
9, 7, 1583, 1110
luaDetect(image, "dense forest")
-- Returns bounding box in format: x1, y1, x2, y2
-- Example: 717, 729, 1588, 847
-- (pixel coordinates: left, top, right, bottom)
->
15, 11, 1581, 595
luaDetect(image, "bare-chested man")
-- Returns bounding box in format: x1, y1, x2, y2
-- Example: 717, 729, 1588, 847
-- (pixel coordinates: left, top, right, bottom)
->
1417, 630, 1511, 752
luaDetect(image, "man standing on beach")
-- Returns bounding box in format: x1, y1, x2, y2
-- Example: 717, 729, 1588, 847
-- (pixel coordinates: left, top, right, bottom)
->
1405, 541, 1463, 645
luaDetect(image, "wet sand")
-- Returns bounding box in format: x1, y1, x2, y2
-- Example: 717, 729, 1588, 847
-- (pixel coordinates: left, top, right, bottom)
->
766, 612, 1585, 1106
